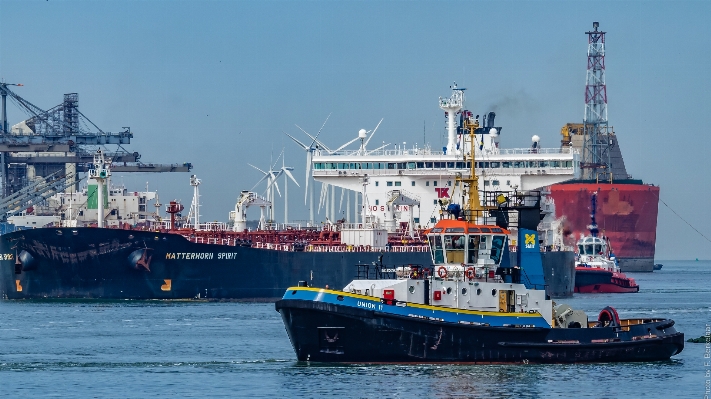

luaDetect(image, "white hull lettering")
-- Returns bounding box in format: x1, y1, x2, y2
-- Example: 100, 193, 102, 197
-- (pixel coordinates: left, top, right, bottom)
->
356, 301, 377, 309
165, 252, 215, 260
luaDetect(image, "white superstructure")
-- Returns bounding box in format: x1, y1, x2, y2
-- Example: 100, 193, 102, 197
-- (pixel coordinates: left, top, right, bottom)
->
25, 178, 157, 227
310, 84, 581, 229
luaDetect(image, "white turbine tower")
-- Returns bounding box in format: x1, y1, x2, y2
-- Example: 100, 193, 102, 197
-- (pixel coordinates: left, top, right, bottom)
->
284, 114, 330, 225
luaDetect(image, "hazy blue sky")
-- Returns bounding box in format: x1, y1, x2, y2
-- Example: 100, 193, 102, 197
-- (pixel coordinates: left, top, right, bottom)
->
1, 0, 709, 259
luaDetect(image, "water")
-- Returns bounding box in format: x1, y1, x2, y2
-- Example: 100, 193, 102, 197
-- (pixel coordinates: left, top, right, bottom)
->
0, 261, 709, 398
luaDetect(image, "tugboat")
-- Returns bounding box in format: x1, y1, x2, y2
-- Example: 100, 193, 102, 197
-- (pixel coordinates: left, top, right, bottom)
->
574, 193, 639, 293
275, 112, 683, 363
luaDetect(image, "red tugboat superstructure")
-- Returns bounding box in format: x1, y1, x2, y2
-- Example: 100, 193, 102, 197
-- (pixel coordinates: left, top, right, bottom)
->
574, 192, 639, 293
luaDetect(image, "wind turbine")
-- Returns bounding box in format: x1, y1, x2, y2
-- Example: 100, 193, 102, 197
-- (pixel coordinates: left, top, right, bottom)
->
284, 114, 330, 225
266, 153, 300, 224
248, 150, 283, 222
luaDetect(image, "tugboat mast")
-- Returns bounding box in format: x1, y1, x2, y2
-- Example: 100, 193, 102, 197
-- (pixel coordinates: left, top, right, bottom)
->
457, 113, 486, 221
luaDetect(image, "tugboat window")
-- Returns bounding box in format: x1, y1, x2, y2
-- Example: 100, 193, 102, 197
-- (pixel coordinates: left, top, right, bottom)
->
491, 289, 497, 296
431, 235, 444, 264
408, 286, 415, 294
446, 287, 452, 295
490, 235, 505, 264
445, 235, 465, 264
467, 235, 480, 264
476, 288, 482, 295
461, 288, 468, 295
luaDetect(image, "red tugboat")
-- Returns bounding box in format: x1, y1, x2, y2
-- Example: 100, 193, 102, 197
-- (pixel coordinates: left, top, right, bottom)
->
574, 193, 639, 293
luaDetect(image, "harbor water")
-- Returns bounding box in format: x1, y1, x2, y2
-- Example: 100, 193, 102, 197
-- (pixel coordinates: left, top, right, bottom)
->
0, 260, 708, 398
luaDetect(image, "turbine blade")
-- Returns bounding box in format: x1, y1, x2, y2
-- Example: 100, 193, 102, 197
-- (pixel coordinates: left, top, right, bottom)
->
366, 143, 389, 155
331, 136, 360, 153
248, 163, 267, 175
364, 118, 383, 148
272, 148, 284, 170
297, 124, 332, 152
284, 131, 308, 149
283, 168, 300, 187
249, 170, 271, 191
339, 188, 344, 211
319, 182, 328, 212
312, 113, 331, 144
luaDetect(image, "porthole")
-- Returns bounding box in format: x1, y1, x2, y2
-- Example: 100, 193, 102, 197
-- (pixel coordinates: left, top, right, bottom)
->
291, 290, 297, 295
461, 288, 468, 295
128, 234, 134, 239
337, 295, 344, 301
446, 287, 452, 295
491, 289, 497, 296
408, 286, 415, 294
476, 288, 482, 295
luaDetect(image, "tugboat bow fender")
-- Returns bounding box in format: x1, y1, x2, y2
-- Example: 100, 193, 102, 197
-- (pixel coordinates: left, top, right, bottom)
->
655, 320, 675, 330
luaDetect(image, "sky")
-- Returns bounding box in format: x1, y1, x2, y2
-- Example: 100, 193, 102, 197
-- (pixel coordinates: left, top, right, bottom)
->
1, 0, 710, 260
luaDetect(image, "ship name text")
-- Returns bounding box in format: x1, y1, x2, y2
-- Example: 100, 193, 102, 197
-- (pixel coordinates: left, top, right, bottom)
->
165, 252, 239, 260
357, 301, 378, 310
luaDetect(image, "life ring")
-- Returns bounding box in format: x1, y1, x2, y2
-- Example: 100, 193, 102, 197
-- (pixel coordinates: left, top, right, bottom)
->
437, 266, 447, 279
465, 267, 476, 280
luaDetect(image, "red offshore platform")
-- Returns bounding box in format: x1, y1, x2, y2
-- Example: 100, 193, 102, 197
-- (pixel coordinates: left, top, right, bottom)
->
549, 23, 659, 272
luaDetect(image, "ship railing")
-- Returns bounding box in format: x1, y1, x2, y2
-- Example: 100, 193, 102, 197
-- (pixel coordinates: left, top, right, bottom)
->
315, 147, 575, 158
312, 166, 574, 177
187, 236, 241, 246
255, 222, 330, 231
304, 245, 429, 253
195, 222, 229, 231
340, 222, 381, 230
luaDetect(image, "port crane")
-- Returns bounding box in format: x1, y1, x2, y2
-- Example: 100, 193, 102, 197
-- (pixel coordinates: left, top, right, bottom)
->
0, 82, 192, 220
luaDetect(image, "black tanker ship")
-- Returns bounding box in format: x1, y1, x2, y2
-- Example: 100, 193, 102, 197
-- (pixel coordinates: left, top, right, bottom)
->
0, 226, 433, 300
0, 225, 574, 300
0, 185, 575, 300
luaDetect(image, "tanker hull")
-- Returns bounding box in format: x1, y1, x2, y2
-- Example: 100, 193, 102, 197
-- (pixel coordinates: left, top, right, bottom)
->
550, 182, 659, 272
1, 228, 430, 300
0, 228, 575, 299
